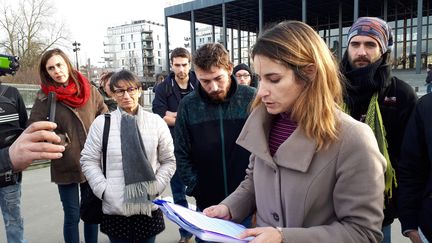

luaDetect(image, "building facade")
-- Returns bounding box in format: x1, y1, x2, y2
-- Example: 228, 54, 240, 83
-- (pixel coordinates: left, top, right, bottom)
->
104, 20, 167, 80
164, 0, 431, 73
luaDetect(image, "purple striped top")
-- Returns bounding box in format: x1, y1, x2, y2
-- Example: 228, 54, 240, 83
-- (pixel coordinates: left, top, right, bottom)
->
269, 113, 298, 156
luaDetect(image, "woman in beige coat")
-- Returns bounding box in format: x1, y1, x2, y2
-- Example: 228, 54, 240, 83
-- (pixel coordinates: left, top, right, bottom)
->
204, 21, 386, 243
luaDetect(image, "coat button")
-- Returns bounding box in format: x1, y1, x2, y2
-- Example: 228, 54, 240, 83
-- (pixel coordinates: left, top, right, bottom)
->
272, 212, 279, 221
273, 169, 277, 174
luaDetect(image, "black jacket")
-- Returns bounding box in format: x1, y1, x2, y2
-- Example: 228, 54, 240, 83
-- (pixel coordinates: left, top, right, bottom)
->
152, 71, 198, 136
398, 94, 432, 238
0, 84, 28, 174
426, 70, 432, 84
341, 55, 418, 226
174, 78, 256, 210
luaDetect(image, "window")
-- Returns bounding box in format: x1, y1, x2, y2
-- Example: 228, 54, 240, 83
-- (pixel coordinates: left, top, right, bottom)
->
121, 59, 125, 65
158, 59, 161, 65
121, 43, 125, 50
131, 34, 133, 40
134, 42, 136, 48
158, 51, 161, 57
128, 43, 131, 49
159, 43, 161, 49
121, 35, 124, 42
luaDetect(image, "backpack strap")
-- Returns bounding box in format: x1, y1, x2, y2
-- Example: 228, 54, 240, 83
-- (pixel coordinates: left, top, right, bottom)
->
0, 85, 8, 96
102, 114, 111, 176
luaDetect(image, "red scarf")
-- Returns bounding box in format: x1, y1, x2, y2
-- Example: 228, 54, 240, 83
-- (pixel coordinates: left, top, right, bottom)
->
41, 71, 91, 108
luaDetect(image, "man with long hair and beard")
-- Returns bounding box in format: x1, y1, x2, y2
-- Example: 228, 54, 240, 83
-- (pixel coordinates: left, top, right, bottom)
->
340, 17, 417, 243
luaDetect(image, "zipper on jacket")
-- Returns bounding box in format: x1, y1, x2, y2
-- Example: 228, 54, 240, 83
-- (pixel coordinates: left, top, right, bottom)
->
218, 105, 228, 197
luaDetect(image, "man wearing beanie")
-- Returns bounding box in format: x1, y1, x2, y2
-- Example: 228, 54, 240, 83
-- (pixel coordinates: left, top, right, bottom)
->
341, 17, 417, 243
233, 63, 257, 87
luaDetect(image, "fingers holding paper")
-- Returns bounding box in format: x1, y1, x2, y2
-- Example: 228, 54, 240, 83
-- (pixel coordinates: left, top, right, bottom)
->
239, 227, 283, 243
203, 204, 231, 220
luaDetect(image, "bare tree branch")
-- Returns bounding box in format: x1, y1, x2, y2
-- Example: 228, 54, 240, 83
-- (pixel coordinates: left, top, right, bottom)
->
0, 0, 69, 74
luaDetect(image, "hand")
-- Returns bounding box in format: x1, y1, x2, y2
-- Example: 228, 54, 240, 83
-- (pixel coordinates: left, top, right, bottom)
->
239, 227, 283, 243
165, 111, 177, 118
8, 121, 65, 171
407, 230, 423, 243
163, 111, 177, 126
203, 204, 231, 220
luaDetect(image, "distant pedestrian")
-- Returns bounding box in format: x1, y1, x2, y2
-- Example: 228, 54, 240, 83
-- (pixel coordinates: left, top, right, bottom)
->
98, 71, 117, 111
233, 63, 257, 87
153, 71, 168, 93
426, 64, 432, 94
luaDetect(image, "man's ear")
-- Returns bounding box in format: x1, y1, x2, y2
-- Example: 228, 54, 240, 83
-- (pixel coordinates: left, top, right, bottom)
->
302, 64, 317, 81
228, 64, 234, 76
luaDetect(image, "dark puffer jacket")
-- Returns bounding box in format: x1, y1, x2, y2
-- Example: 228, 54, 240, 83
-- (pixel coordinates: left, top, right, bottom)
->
174, 78, 255, 210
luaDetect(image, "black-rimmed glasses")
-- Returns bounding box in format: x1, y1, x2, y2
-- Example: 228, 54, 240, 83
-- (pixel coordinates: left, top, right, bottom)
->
113, 87, 139, 97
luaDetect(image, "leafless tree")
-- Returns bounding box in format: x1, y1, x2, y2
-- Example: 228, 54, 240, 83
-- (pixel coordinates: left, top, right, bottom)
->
0, 0, 69, 73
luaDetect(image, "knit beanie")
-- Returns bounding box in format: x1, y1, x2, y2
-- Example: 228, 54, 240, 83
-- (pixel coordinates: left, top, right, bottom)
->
347, 17, 393, 54
233, 63, 252, 75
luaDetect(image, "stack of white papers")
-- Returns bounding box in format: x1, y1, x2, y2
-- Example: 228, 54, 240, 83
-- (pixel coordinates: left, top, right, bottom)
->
154, 199, 253, 242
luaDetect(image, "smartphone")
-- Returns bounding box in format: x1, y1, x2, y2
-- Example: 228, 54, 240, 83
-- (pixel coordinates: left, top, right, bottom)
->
47, 92, 56, 122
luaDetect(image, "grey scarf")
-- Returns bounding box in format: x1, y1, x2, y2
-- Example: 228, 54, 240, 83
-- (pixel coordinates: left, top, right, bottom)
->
120, 110, 157, 216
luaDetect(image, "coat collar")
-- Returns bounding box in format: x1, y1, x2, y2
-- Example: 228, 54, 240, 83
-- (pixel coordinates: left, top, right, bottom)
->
236, 104, 317, 172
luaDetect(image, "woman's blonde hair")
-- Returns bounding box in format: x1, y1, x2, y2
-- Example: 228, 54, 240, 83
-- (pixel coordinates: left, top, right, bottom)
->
251, 20, 343, 150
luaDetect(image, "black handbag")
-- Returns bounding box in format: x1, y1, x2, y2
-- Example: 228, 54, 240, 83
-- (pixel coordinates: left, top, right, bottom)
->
80, 114, 110, 224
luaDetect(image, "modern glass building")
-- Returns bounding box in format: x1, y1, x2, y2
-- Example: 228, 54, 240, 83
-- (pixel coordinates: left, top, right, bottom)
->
164, 0, 431, 73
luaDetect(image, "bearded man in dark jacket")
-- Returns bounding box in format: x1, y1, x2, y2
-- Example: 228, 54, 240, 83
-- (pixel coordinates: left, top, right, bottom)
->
174, 43, 255, 233
341, 17, 417, 243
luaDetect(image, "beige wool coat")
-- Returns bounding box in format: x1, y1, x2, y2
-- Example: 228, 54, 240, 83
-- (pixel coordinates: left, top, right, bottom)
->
222, 105, 386, 243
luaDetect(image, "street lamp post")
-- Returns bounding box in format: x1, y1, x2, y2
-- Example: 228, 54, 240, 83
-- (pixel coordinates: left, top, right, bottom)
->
72, 41, 81, 69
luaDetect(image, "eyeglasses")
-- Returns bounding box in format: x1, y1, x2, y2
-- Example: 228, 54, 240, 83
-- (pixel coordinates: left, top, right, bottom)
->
113, 87, 139, 97
235, 74, 251, 79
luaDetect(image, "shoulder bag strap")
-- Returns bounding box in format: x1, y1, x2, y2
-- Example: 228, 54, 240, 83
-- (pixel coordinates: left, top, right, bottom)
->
102, 113, 111, 176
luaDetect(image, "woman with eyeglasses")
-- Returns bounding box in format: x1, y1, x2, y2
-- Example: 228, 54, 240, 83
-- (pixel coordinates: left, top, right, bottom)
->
81, 70, 176, 243
28, 48, 108, 243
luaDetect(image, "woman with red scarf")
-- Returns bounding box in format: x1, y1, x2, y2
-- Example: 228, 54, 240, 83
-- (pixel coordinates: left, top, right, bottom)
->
28, 48, 107, 243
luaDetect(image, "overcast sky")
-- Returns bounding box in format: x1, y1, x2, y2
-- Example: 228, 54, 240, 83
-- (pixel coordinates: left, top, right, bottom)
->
54, 0, 190, 67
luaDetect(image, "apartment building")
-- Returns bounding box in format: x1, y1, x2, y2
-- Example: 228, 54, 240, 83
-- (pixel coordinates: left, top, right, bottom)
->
104, 20, 167, 79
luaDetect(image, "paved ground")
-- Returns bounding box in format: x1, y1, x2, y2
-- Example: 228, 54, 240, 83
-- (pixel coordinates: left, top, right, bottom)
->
0, 68, 427, 242
0, 166, 197, 243
0, 166, 410, 243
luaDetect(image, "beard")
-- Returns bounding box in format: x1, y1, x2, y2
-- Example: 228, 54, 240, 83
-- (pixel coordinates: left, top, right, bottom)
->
207, 90, 226, 102
176, 72, 188, 80
349, 56, 371, 68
